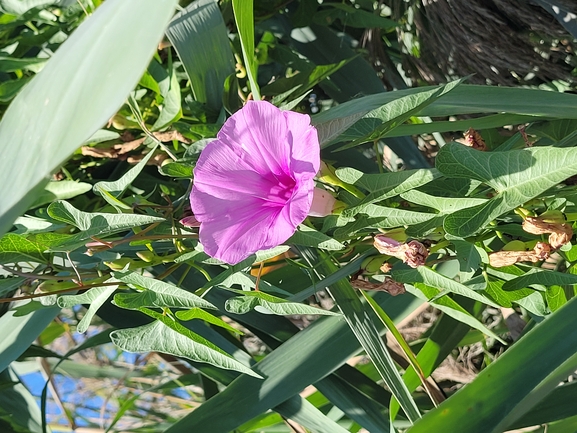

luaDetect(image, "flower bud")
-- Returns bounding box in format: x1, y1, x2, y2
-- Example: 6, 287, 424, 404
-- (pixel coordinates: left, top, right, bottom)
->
308, 187, 337, 217
522, 216, 573, 249
373, 235, 428, 268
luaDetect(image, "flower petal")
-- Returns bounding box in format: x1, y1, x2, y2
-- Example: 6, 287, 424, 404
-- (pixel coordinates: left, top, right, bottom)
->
217, 100, 291, 178
283, 109, 320, 178
196, 194, 296, 264
192, 138, 278, 202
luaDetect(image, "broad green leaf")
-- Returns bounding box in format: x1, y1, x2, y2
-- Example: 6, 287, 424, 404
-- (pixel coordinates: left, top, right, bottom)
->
57, 285, 118, 333
338, 168, 440, 217
483, 278, 534, 308
29, 180, 92, 209
232, 0, 260, 100
110, 309, 261, 378
400, 190, 487, 213
167, 0, 235, 111
334, 80, 462, 150
0, 233, 48, 263
46, 200, 164, 250
452, 240, 486, 280
406, 295, 577, 433
334, 205, 436, 239
288, 225, 344, 250
437, 143, 577, 237
503, 269, 577, 291
113, 271, 216, 310
224, 290, 339, 316
163, 284, 421, 432
0, 0, 178, 236
392, 266, 500, 308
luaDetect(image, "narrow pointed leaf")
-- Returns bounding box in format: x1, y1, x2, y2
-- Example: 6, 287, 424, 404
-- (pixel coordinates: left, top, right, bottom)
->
0, 0, 177, 236
166, 0, 234, 111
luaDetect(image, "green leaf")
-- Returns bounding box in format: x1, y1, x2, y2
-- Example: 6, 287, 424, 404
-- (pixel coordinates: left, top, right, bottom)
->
224, 290, 339, 316
313, 84, 577, 147
0, 277, 26, 298
400, 282, 504, 343
334, 79, 462, 150
0, 77, 32, 102
151, 61, 182, 130
503, 269, 577, 291
262, 58, 352, 100
175, 308, 243, 335
338, 168, 440, 217
0, 55, 47, 73
437, 143, 577, 237
0, 301, 60, 373
158, 162, 193, 178
57, 285, 118, 333
232, 0, 260, 100
166, 0, 235, 111
29, 180, 92, 209
392, 266, 500, 308
313, 4, 397, 29
46, 200, 164, 250
0, 368, 44, 433
113, 271, 216, 310
386, 113, 544, 139
313, 251, 421, 423
400, 190, 488, 213
0, 0, 178, 237
163, 283, 421, 432
289, 225, 344, 250
93, 145, 158, 209
406, 295, 577, 433
334, 205, 436, 239
0, 233, 48, 263
110, 309, 261, 378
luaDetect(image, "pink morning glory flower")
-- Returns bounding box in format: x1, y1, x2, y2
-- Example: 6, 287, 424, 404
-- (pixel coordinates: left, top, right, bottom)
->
190, 100, 322, 265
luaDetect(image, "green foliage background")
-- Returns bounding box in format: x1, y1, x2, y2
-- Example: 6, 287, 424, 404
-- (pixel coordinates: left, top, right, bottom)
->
1, 1, 577, 432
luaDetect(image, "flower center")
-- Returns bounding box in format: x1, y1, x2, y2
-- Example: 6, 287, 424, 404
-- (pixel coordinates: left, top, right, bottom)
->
263, 174, 296, 206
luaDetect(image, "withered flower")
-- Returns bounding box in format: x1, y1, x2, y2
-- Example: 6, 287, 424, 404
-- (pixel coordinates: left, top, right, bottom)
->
373, 235, 428, 268
379, 262, 393, 273
463, 128, 487, 151
351, 277, 406, 296
489, 241, 551, 268
522, 216, 573, 249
